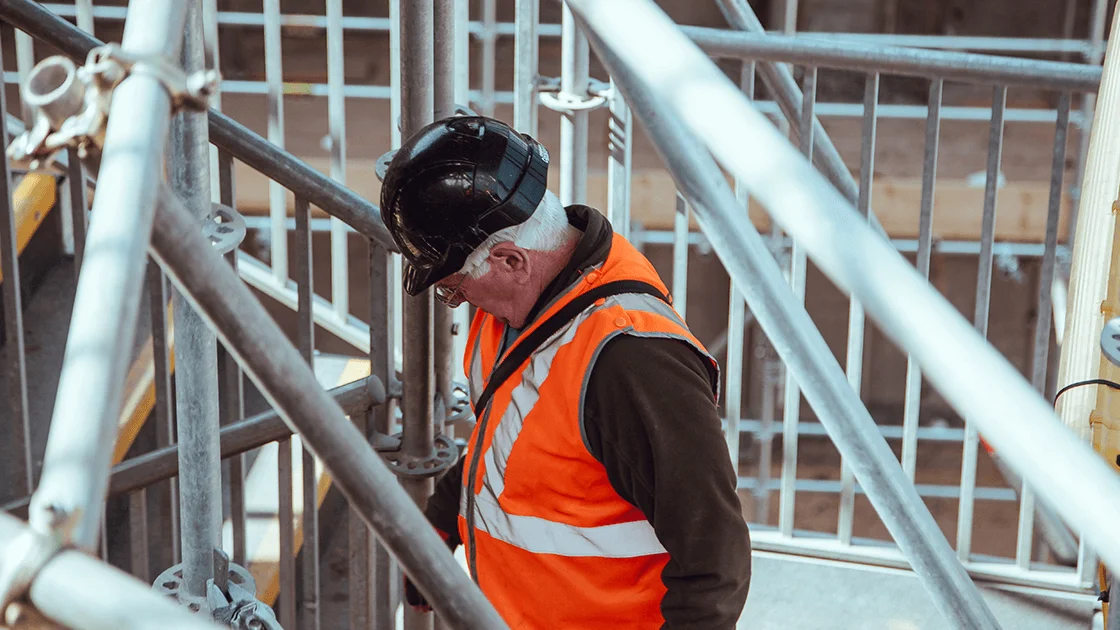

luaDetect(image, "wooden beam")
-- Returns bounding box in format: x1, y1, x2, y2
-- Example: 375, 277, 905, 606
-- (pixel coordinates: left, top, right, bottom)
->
1055, 6, 1120, 456
231, 158, 1072, 243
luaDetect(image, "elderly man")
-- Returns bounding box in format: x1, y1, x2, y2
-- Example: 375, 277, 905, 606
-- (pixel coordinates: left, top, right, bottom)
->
380, 115, 751, 628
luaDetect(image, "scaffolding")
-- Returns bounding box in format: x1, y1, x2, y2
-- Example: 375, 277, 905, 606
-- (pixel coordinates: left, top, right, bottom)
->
0, 0, 1118, 628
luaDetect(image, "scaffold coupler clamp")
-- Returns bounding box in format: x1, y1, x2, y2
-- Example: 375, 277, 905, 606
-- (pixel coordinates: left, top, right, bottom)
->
0, 526, 64, 629
6, 44, 220, 173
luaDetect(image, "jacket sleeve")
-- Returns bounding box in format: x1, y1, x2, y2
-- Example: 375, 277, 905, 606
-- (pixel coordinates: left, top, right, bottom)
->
423, 455, 465, 549
582, 334, 751, 629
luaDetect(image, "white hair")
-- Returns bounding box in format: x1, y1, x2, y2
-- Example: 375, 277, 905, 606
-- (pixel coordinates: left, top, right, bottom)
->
462, 190, 579, 278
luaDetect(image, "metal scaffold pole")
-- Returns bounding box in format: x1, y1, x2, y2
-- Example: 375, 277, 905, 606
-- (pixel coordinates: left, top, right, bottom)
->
27, 0, 189, 552
400, 2, 438, 630
513, 0, 540, 137
433, 0, 457, 437
432, 4, 460, 625
559, 4, 590, 206
169, 0, 223, 603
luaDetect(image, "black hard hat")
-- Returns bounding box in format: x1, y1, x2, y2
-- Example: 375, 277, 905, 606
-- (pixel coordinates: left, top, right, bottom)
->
380, 115, 550, 296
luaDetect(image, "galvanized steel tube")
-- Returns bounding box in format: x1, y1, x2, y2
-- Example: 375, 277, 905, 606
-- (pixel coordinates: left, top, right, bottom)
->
956, 85, 1007, 563
513, 0, 539, 136
215, 148, 246, 566
606, 76, 632, 239
671, 192, 689, 321
778, 66, 817, 538
480, 0, 497, 116
364, 246, 399, 630
147, 262, 180, 564
400, 2, 437, 629
433, 0, 457, 444
565, 0, 1120, 602
20, 378, 375, 503
684, 26, 1102, 92
327, 0, 350, 320
168, 0, 222, 599
73, 0, 93, 33
559, 4, 589, 206
434, 0, 458, 120
263, 0, 288, 282
724, 61, 755, 480
295, 195, 322, 630
837, 72, 879, 545
29, 0, 189, 552
1018, 94, 1077, 569
901, 79, 942, 481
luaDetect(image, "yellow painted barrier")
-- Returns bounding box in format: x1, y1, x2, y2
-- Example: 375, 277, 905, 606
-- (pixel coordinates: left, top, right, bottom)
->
0, 174, 58, 284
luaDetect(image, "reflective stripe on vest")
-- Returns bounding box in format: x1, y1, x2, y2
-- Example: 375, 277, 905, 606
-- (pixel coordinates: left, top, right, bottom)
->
463, 489, 667, 558
462, 291, 695, 559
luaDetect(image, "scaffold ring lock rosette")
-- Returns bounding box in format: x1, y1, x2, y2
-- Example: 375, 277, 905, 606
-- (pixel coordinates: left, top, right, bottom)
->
380, 433, 459, 479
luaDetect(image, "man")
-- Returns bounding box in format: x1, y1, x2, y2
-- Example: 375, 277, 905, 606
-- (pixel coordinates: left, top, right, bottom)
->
380, 114, 751, 628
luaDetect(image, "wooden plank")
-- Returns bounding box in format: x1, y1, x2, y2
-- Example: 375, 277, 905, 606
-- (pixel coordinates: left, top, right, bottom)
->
1055, 4, 1120, 457
231, 158, 1072, 243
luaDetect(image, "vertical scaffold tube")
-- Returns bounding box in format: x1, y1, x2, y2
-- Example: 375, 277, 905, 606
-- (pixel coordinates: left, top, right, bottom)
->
169, 0, 222, 601
400, 2, 437, 630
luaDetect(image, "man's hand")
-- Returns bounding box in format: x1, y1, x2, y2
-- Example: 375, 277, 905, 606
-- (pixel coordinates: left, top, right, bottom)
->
401, 527, 455, 614
404, 574, 434, 613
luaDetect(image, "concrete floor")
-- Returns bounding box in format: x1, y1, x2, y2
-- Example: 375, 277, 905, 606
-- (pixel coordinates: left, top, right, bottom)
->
741, 553, 1095, 630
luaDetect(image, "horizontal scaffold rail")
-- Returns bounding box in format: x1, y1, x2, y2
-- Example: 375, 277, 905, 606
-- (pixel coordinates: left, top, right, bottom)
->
684, 27, 1103, 92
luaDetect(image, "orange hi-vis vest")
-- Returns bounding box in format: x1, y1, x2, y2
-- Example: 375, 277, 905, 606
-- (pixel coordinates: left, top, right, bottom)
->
459, 232, 720, 628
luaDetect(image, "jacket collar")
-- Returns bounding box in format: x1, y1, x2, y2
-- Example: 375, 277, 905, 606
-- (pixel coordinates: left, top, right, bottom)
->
505, 204, 614, 337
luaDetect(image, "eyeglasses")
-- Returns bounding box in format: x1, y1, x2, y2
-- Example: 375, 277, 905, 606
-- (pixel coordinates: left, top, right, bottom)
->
434, 257, 481, 308
435, 272, 469, 308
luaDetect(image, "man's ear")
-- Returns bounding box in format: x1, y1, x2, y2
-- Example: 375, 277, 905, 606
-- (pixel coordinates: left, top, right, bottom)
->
489, 242, 531, 276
